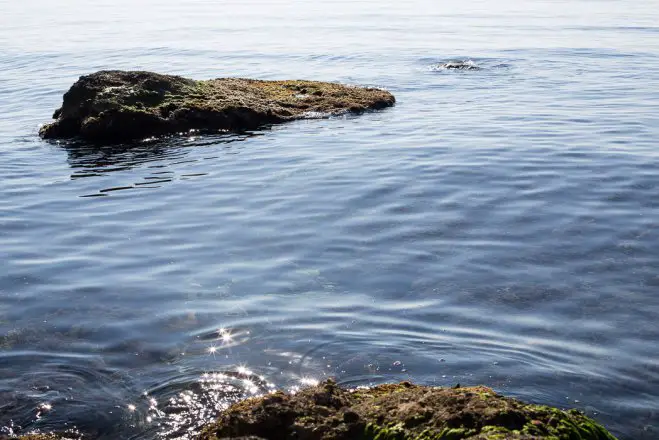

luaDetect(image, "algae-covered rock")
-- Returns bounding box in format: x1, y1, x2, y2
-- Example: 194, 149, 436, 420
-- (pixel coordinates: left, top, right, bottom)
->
199, 380, 618, 440
39, 70, 395, 142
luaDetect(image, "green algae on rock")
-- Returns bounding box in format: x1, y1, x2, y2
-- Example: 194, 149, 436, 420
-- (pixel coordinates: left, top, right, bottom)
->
39, 70, 395, 142
199, 380, 618, 440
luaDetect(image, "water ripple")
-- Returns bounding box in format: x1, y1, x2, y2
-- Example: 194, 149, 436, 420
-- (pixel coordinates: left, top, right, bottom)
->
2, 1, 659, 439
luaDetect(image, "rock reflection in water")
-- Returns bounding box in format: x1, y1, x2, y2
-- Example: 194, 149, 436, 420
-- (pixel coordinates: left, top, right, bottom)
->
55, 132, 261, 197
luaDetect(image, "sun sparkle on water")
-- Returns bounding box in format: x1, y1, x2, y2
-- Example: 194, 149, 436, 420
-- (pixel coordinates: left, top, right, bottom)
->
300, 376, 319, 386
236, 365, 252, 376
218, 327, 233, 344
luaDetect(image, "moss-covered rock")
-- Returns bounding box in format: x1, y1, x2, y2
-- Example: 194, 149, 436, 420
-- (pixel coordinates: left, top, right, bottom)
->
39, 70, 395, 142
199, 380, 617, 440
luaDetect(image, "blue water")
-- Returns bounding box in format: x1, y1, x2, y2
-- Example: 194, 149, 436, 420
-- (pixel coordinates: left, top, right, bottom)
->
2, 0, 659, 438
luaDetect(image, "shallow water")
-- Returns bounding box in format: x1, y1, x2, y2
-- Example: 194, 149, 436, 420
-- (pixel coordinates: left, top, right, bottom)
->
2, 0, 659, 438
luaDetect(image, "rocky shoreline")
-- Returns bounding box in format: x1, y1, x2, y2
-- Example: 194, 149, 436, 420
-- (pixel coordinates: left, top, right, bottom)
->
199, 380, 617, 440
39, 71, 395, 142
9, 380, 618, 439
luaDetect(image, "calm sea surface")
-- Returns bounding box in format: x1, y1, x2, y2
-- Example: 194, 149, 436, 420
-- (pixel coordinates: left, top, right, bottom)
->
1, 0, 659, 438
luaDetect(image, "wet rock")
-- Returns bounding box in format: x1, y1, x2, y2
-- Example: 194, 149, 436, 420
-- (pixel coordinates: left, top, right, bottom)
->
39, 70, 395, 142
199, 379, 618, 439
440, 61, 481, 70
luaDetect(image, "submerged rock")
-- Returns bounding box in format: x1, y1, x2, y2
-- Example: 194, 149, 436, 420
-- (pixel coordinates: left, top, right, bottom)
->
199, 380, 617, 440
39, 70, 395, 142
439, 61, 481, 71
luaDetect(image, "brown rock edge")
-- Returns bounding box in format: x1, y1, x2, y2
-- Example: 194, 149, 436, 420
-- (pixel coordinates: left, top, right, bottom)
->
199, 380, 618, 440
39, 71, 395, 142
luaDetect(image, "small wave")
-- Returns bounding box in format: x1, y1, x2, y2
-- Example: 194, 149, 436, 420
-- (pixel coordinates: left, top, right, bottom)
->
301, 110, 334, 119
430, 59, 482, 71
427, 59, 513, 73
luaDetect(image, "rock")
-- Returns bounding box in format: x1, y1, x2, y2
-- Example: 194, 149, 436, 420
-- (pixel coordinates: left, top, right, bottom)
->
440, 61, 481, 70
39, 70, 395, 142
199, 379, 618, 440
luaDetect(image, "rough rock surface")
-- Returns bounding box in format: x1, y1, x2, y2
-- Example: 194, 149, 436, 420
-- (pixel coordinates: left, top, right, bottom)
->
199, 380, 618, 440
39, 70, 395, 142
